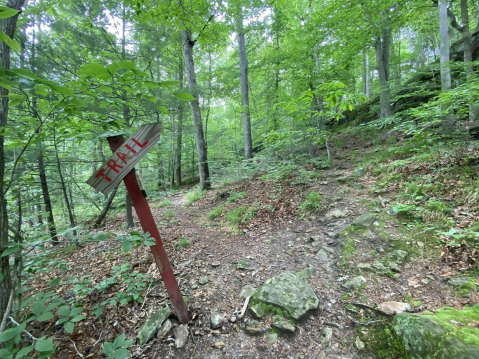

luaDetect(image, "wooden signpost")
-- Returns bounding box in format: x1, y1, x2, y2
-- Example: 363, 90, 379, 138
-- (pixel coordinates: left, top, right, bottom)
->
87, 123, 190, 324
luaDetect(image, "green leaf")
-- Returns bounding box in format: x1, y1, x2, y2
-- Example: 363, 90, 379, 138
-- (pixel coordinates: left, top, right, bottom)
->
37, 312, 54, 322
156, 105, 168, 114
35, 339, 54, 352
0, 327, 19, 343
173, 92, 195, 101
31, 302, 45, 316
48, 84, 75, 97
57, 305, 70, 317
92, 233, 108, 241
47, 278, 60, 287
64, 322, 75, 334
158, 81, 180, 87
91, 306, 104, 317
97, 86, 113, 93
1, 247, 17, 257
112, 348, 131, 359
103, 342, 114, 355
70, 315, 86, 323
0, 6, 19, 19
69, 307, 83, 317
121, 239, 134, 252
35, 85, 49, 96
78, 63, 110, 77
117, 60, 136, 70
15, 345, 34, 358
56, 316, 68, 325
0, 30, 20, 52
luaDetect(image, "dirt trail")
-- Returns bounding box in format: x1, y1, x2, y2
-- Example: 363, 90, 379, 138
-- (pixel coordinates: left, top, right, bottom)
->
35, 147, 472, 359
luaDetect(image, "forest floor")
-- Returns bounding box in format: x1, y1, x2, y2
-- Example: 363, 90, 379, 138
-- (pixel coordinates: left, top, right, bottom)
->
28, 137, 478, 359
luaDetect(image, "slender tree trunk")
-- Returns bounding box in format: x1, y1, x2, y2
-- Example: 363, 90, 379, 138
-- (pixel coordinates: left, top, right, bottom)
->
236, 9, 253, 160
176, 62, 183, 187
439, 0, 454, 128
461, 0, 476, 122
375, 19, 392, 118
94, 186, 119, 228
38, 147, 57, 244
0, 0, 25, 328
121, 6, 134, 226
362, 48, 370, 99
439, 1, 452, 92
181, 29, 210, 190
53, 133, 76, 236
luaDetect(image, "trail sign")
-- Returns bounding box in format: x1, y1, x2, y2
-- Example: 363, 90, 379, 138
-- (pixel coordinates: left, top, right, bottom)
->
87, 123, 161, 195
86, 124, 191, 324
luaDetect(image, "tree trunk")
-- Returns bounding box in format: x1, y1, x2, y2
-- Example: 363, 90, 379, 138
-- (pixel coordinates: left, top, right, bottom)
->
38, 147, 57, 245
439, 0, 454, 129
439, 1, 452, 92
0, 0, 25, 328
94, 186, 119, 228
362, 48, 370, 99
236, 9, 253, 160
53, 133, 76, 236
181, 29, 210, 190
461, 0, 476, 122
176, 62, 183, 187
375, 20, 392, 118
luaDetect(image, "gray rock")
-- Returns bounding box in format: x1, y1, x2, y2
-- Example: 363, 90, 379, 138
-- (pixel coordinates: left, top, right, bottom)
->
157, 319, 174, 339
351, 213, 375, 228
378, 302, 410, 315
173, 324, 188, 348
237, 258, 251, 270
316, 249, 328, 262
322, 327, 333, 346
137, 306, 171, 344
448, 277, 472, 288
271, 316, 295, 333
199, 276, 209, 285
253, 272, 319, 320
352, 167, 367, 178
393, 312, 479, 358
325, 209, 348, 218
210, 313, 224, 329
357, 263, 371, 271
244, 320, 266, 336
344, 276, 366, 291
387, 250, 408, 264
265, 333, 279, 346
240, 285, 256, 299
373, 261, 386, 271
388, 262, 401, 273
298, 266, 315, 278
337, 177, 349, 184
248, 303, 265, 319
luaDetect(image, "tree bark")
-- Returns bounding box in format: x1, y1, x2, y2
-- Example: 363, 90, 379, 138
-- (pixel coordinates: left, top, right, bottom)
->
38, 147, 57, 245
439, 0, 454, 129
362, 48, 370, 99
53, 132, 76, 236
461, 0, 476, 122
121, 6, 134, 227
236, 9, 253, 160
181, 29, 210, 190
375, 22, 392, 118
94, 186, 119, 228
176, 61, 183, 187
0, 0, 25, 327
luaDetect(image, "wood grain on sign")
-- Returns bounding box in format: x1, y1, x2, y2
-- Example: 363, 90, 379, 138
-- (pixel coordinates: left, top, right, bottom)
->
86, 123, 161, 195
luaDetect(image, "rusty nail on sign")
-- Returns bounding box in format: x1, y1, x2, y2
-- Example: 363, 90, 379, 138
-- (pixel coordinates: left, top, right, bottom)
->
86, 123, 191, 324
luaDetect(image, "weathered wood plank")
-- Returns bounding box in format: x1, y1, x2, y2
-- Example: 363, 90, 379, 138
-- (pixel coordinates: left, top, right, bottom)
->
86, 123, 161, 195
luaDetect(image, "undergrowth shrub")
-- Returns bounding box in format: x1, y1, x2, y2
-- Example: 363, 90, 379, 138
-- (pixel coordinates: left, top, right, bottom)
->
207, 206, 223, 220
184, 189, 206, 206
299, 191, 323, 213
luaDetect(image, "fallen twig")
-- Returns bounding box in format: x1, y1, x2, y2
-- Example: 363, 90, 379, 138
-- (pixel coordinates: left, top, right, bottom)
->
237, 296, 250, 319
68, 338, 84, 359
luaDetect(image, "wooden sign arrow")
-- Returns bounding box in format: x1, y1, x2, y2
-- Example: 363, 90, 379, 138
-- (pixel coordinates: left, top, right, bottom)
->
86, 123, 161, 194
